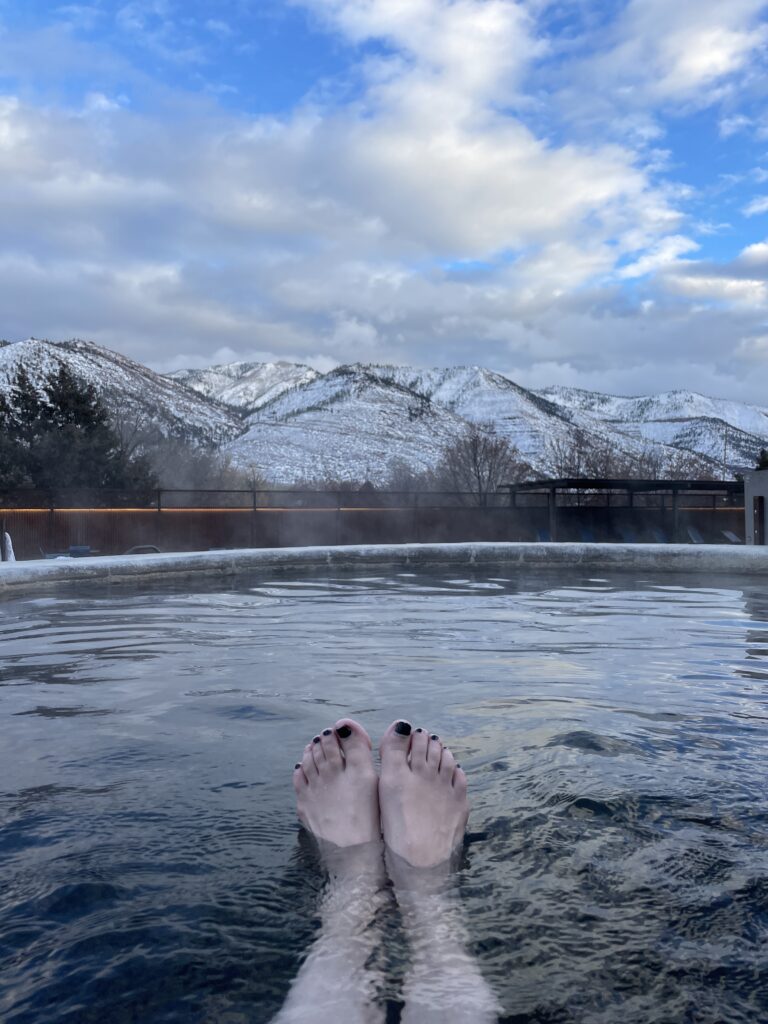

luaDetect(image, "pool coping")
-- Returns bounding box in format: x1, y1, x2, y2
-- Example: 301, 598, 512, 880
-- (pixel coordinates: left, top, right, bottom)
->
1, 542, 767, 593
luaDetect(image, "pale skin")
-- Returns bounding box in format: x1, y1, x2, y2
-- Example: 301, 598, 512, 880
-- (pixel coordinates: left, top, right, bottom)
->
272, 718, 499, 1024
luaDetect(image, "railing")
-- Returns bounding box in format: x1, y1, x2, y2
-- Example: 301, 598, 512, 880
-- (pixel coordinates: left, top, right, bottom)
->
0, 488, 514, 510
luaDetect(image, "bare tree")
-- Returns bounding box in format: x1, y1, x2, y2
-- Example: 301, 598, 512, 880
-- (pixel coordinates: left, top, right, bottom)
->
434, 421, 530, 506
146, 437, 267, 491
663, 448, 717, 480
383, 458, 439, 493
546, 428, 717, 481
110, 404, 156, 463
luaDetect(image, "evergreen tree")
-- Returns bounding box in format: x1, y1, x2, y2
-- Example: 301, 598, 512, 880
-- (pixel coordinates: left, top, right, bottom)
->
0, 364, 157, 493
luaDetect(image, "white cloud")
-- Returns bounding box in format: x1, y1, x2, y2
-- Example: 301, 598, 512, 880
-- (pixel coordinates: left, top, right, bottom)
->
619, 235, 699, 279
719, 113, 753, 137
205, 19, 232, 38
743, 195, 768, 216
2, 0, 768, 403
735, 334, 768, 362
547, 0, 768, 141
665, 273, 767, 307
81, 91, 128, 114
298, 0, 544, 104
739, 240, 768, 263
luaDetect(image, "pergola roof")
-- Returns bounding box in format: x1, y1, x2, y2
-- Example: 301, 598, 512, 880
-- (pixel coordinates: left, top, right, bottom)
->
504, 477, 743, 494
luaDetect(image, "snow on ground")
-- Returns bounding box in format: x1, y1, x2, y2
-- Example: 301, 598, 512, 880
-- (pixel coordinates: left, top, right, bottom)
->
0, 338, 241, 443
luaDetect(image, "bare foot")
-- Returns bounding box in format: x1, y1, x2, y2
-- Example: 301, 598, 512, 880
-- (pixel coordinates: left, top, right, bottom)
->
280, 719, 385, 1024
293, 718, 380, 847
378, 720, 468, 868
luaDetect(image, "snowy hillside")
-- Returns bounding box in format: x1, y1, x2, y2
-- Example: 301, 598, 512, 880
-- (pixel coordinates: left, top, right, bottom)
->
3, 337, 761, 485
0, 338, 242, 444
225, 365, 470, 484
169, 360, 319, 412
538, 386, 768, 437
361, 365, 572, 465
538, 385, 768, 468
225, 363, 700, 483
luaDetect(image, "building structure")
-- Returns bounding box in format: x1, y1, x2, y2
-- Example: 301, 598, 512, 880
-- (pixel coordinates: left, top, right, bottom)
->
743, 469, 768, 544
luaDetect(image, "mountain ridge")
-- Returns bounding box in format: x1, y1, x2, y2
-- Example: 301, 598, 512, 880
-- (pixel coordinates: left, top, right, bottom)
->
2, 338, 766, 484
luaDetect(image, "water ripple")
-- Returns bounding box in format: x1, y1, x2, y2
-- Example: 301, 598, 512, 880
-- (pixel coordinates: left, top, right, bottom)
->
1, 569, 767, 1022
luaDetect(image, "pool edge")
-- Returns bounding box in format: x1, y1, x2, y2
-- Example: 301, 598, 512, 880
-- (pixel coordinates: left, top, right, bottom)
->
1, 541, 767, 593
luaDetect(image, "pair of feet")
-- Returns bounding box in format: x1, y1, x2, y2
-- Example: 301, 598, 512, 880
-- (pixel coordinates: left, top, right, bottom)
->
293, 718, 469, 868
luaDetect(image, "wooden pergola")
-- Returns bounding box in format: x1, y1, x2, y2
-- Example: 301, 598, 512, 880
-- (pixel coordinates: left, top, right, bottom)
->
502, 478, 744, 542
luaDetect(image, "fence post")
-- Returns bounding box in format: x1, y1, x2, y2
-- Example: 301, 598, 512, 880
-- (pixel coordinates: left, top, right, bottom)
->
156, 489, 162, 549
251, 489, 257, 548
49, 492, 55, 556
0, 516, 6, 561
548, 487, 558, 541
672, 488, 679, 542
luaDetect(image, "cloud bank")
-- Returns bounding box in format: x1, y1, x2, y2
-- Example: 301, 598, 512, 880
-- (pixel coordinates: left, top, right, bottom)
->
1, 0, 767, 400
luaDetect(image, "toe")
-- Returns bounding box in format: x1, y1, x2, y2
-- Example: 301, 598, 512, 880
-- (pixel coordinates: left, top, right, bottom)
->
440, 745, 456, 778
302, 746, 317, 779
334, 718, 374, 767
292, 761, 307, 792
380, 719, 413, 771
410, 727, 429, 768
426, 732, 442, 770
310, 734, 324, 772
453, 764, 468, 795
320, 727, 343, 769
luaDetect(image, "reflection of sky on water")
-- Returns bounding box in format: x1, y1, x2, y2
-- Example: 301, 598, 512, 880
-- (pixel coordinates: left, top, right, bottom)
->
1, 569, 767, 1023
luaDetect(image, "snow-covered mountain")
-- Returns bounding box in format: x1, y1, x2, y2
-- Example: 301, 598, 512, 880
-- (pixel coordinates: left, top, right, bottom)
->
3, 338, 765, 485
169, 360, 319, 412
537, 386, 768, 470
224, 363, 712, 484
0, 338, 242, 444
225, 365, 470, 483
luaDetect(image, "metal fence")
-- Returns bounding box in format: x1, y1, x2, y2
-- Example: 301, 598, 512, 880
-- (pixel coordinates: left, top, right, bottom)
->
0, 488, 513, 510
0, 484, 747, 561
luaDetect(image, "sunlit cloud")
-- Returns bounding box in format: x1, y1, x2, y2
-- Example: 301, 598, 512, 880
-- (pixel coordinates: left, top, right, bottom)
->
743, 195, 768, 216
0, 0, 767, 402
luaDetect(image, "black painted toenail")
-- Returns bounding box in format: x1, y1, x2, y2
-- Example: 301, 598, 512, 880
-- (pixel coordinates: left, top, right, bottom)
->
322, 728, 332, 736
430, 733, 439, 741
456, 764, 462, 769
312, 736, 321, 743
294, 763, 301, 769
415, 727, 423, 733
395, 721, 411, 736
336, 725, 352, 739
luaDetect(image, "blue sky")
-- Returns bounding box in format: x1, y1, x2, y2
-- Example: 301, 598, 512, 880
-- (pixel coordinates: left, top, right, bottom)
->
1, 0, 767, 400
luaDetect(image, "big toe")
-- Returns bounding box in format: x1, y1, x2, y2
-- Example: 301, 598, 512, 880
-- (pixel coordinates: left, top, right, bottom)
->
380, 719, 413, 771
333, 717, 374, 767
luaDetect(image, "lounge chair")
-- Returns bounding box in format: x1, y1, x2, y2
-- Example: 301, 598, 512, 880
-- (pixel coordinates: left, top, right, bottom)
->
721, 530, 743, 544
686, 526, 705, 544
69, 545, 93, 558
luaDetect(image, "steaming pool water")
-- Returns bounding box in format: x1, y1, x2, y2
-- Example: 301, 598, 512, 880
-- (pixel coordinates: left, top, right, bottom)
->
1, 567, 767, 1024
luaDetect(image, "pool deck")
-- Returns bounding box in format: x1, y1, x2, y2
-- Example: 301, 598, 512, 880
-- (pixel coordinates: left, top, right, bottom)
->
1, 542, 767, 593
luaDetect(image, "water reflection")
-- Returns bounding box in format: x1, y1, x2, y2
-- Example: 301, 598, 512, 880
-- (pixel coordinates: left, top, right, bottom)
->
0, 569, 767, 1023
